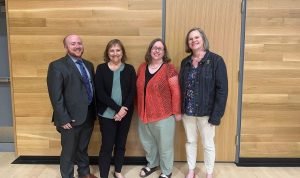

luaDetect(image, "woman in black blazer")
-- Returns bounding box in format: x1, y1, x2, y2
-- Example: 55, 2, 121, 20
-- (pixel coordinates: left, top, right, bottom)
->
95, 39, 136, 178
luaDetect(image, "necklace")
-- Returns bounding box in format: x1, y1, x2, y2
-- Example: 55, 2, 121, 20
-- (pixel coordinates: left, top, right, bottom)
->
149, 62, 163, 69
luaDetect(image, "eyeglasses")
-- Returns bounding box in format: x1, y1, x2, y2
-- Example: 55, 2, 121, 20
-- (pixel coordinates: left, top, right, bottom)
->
151, 47, 164, 52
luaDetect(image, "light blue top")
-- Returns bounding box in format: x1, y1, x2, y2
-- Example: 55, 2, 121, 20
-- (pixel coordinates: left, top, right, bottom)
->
101, 63, 124, 119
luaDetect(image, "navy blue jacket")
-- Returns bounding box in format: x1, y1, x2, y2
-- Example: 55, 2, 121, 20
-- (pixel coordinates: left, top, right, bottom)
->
179, 51, 228, 125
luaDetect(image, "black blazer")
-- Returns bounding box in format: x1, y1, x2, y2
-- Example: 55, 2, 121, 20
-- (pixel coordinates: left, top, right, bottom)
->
47, 55, 96, 126
94, 63, 136, 116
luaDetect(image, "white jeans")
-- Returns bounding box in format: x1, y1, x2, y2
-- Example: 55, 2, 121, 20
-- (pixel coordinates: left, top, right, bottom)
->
182, 115, 215, 174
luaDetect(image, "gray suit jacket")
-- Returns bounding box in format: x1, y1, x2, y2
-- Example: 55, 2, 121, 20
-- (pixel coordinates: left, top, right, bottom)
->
47, 55, 96, 127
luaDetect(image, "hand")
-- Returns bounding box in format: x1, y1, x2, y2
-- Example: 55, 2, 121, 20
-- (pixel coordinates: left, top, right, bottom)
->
118, 106, 128, 118
114, 113, 122, 121
174, 114, 182, 121
114, 106, 128, 121
61, 123, 72, 129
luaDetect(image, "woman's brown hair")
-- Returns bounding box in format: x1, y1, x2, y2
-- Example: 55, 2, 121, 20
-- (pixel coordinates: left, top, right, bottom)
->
145, 38, 171, 64
104, 39, 127, 63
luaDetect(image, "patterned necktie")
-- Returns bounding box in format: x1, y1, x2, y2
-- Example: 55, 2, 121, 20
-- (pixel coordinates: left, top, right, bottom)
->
76, 60, 93, 103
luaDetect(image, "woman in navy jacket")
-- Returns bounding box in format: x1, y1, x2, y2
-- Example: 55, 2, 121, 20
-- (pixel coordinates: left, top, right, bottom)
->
95, 39, 136, 178
179, 28, 228, 178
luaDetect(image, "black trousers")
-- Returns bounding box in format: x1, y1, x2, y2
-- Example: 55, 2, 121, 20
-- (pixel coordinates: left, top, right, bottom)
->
98, 114, 132, 178
58, 107, 95, 178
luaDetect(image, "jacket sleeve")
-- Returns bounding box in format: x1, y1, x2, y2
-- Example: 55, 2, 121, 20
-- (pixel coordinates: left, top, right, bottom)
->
47, 63, 71, 126
123, 65, 137, 109
209, 57, 228, 125
95, 65, 122, 113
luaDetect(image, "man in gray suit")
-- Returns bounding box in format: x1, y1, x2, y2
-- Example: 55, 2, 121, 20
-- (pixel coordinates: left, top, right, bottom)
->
47, 34, 97, 178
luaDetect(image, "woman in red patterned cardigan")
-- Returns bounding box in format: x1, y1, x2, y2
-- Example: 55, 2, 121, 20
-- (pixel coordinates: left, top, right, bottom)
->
136, 38, 181, 178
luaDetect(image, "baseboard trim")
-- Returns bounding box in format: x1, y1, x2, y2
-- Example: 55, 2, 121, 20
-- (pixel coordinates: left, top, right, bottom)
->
236, 158, 300, 167
12, 156, 147, 165
13, 156, 300, 167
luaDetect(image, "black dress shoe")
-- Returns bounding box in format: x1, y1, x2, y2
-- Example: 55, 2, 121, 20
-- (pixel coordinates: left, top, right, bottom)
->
80, 174, 98, 178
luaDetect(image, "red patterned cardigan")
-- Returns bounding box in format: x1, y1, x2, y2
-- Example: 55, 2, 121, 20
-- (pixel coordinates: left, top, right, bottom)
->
136, 62, 181, 123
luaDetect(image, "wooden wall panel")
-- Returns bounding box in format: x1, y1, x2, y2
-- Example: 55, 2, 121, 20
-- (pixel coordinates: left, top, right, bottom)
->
7, 0, 162, 156
10, 0, 300, 161
166, 0, 241, 161
241, 0, 300, 157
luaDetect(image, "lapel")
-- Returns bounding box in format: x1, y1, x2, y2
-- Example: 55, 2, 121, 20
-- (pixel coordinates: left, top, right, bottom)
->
64, 55, 94, 93
64, 55, 84, 82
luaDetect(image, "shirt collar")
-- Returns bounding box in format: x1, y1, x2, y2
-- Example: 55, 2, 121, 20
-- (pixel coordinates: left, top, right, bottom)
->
68, 54, 82, 63
187, 50, 210, 65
